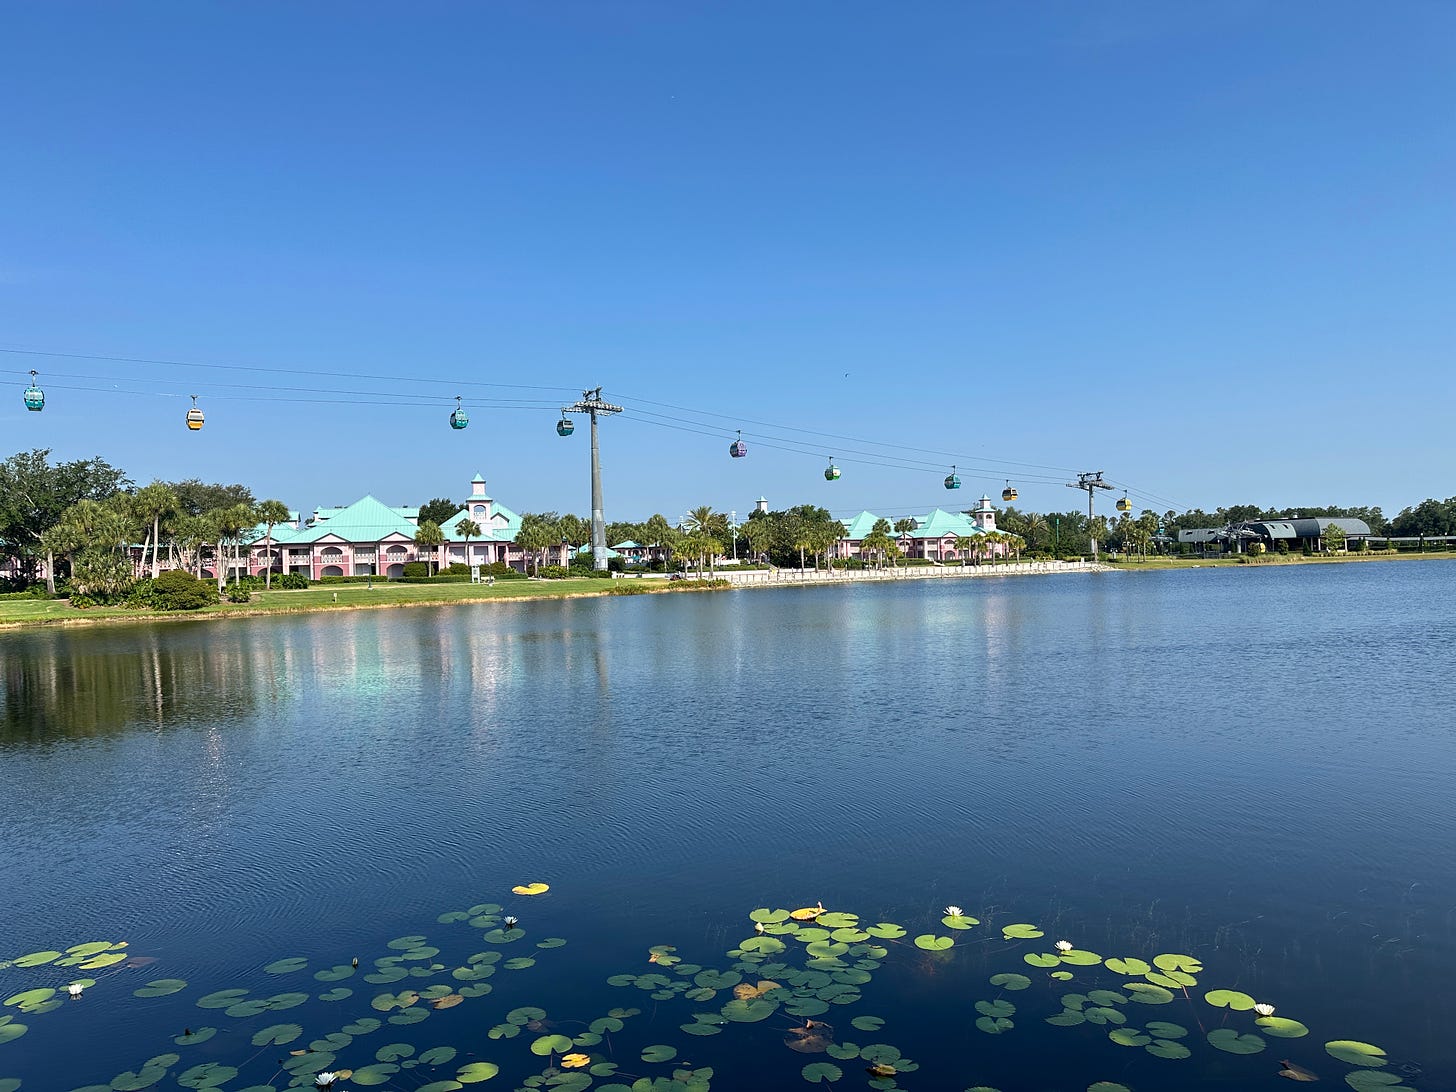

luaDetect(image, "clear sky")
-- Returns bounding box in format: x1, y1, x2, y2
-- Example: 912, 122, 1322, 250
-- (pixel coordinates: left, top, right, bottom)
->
2, 2, 1452, 524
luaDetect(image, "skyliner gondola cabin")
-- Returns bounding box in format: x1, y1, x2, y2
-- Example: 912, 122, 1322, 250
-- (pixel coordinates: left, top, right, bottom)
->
23, 370, 44, 411
449, 396, 469, 430
729, 430, 747, 458
1001, 481, 1018, 502
944, 466, 961, 490
556, 417, 574, 436
824, 460, 841, 481
186, 395, 205, 431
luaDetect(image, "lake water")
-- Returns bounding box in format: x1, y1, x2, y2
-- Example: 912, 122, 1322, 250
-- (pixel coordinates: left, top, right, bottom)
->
2, 562, 1453, 1092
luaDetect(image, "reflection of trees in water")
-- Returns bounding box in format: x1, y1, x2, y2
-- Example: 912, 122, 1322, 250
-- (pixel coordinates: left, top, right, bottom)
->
0, 627, 269, 743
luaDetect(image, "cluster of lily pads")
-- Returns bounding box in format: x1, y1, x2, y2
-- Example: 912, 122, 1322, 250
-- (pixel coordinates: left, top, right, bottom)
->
0, 889, 1421, 1092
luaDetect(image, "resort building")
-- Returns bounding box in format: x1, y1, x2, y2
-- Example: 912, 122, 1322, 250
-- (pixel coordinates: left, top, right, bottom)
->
229, 474, 567, 579
835, 496, 1006, 562
1177, 517, 1373, 554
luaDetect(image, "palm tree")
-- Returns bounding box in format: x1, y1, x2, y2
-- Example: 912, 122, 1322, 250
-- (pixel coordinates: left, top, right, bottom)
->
954, 534, 974, 565
1022, 513, 1049, 553
455, 518, 482, 570
255, 499, 291, 589
210, 504, 257, 590
516, 513, 560, 576
741, 515, 773, 567
684, 506, 726, 577
133, 480, 180, 579
414, 519, 444, 574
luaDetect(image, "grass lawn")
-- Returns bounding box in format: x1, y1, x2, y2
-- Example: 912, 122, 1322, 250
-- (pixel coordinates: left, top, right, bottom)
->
1105, 551, 1456, 571
0, 577, 633, 629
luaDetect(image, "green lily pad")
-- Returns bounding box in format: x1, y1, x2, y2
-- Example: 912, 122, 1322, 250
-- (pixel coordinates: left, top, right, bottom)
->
389, 1006, 428, 1025
377, 1042, 416, 1062
320, 987, 353, 1002
815, 913, 858, 929
1208, 1028, 1265, 1054
109, 1069, 167, 1091
942, 915, 978, 930
1343, 1072, 1406, 1090
1145, 971, 1197, 988
341, 1017, 382, 1034
1205, 989, 1255, 1011
989, 973, 1031, 991
1024, 953, 1060, 968
314, 964, 356, 982
536, 937, 567, 949
1087, 990, 1127, 1007
1109, 1028, 1151, 1047
251, 1023, 302, 1046
749, 908, 790, 924
1051, 971, 1074, 981
456, 1062, 500, 1083
801, 1062, 842, 1083
11, 952, 60, 968
739, 937, 785, 954
350, 1063, 401, 1085
975, 1000, 1014, 1018
1083, 1007, 1127, 1026
1104, 958, 1151, 976
1152, 953, 1202, 973
503, 957, 535, 970
1147, 1039, 1192, 1059
1046, 1012, 1085, 1027
1325, 1040, 1388, 1067
641, 1045, 677, 1063
912, 934, 953, 951
507, 1006, 546, 1025
173, 1027, 215, 1046
223, 999, 268, 1018
132, 979, 188, 999
865, 923, 906, 939
3, 990, 53, 1009
262, 991, 307, 1010
420, 1046, 458, 1065
976, 1016, 1013, 1034
1087, 1084, 1131, 1092
263, 957, 307, 975
721, 997, 776, 1022
1124, 983, 1174, 1005
681, 1021, 722, 1036
176, 1063, 238, 1088
1146, 1021, 1188, 1038
1257, 1016, 1310, 1038
851, 1015, 884, 1032
1000, 924, 1044, 940
530, 1033, 574, 1056
1058, 949, 1102, 966
413, 1083, 463, 1092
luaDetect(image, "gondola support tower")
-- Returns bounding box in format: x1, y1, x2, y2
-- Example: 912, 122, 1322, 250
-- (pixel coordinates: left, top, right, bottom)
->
561, 387, 622, 570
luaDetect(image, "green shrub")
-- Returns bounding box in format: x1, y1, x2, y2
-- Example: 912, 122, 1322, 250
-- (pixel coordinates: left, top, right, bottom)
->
444, 563, 471, 575
319, 575, 376, 584
537, 565, 570, 580
226, 585, 252, 603
277, 572, 310, 589
150, 570, 220, 611
402, 561, 430, 578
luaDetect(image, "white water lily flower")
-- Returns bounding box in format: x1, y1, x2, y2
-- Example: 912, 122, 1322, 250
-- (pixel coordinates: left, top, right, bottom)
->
504, 915, 519, 929
1254, 1003, 1275, 1017
944, 906, 963, 918
314, 1073, 337, 1089
754, 922, 765, 934
1054, 940, 1073, 952
67, 983, 84, 998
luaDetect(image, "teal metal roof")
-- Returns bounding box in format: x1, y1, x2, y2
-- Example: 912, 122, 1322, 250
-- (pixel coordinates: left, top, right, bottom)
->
293, 496, 420, 543
439, 501, 522, 541
840, 509, 983, 540
841, 511, 885, 539
577, 543, 622, 559
611, 540, 643, 549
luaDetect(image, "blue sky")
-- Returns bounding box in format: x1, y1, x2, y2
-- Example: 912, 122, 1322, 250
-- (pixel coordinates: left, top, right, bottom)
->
2, 2, 1452, 523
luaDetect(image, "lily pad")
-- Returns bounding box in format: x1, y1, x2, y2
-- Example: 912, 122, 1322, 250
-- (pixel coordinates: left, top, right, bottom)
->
815, 913, 858, 929
1257, 1016, 1310, 1038
1147, 1039, 1192, 1059
1152, 953, 1203, 973
314, 964, 356, 982
1001, 924, 1044, 940
1208, 1028, 1265, 1054
11, 952, 60, 968
750, 908, 790, 924
942, 914, 979, 930
1146, 1021, 1188, 1038
912, 934, 953, 951
851, 1015, 884, 1032
263, 957, 307, 975
530, 1033, 575, 1056
173, 1027, 216, 1046
1205, 989, 1256, 1011
176, 1063, 238, 1088
455, 1062, 500, 1083
1343, 1073, 1406, 1090
512, 883, 550, 896
251, 1022, 303, 1046
976, 1016, 1013, 1034
1104, 958, 1151, 976
1325, 1040, 1388, 1067
109, 1072, 167, 1092
1024, 953, 1060, 968
377, 1042, 416, 1062
1109, 1028, 1151, 1047
320, 987, 353, 1002
721, 997, 777, 1022
132, 979, 188, 998
1124, 983, 1174, 1005
1058, 949, 1102, 966
350, 1063, 401, 1086
641, 1045, 677, 1063
420, 1046, 458, 1065
801, 1062, 842, 1083
976, 1000, 1015, 1018
1087, 1084, 1132, 1092
989, 973, 1031, 991
865, 923, 905, 939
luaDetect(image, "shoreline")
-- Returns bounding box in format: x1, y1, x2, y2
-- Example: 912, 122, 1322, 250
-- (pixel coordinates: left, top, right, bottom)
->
2, 551, 1451, 632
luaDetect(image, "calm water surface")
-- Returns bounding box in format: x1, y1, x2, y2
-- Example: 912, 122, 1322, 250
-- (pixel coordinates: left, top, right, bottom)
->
2, 563, 1454, 1091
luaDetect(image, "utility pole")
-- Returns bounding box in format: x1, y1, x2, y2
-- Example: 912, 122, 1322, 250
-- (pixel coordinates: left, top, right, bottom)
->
1066, 471, 1113, 563
561, 387, 622, 571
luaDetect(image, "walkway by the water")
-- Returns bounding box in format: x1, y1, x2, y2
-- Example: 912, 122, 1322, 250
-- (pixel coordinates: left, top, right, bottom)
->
712, 558, 1106, 587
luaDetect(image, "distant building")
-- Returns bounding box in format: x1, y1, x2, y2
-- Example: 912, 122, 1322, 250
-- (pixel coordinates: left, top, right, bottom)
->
836, 497, 1006, 562
1178, 517, 1372, 553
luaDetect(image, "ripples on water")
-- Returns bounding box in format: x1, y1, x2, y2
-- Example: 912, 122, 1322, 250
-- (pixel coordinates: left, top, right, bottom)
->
2, 563, 1454, 1088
